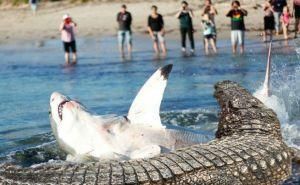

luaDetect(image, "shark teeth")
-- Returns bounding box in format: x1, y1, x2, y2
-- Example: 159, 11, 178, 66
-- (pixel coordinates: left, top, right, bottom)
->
57, 100, 69, 121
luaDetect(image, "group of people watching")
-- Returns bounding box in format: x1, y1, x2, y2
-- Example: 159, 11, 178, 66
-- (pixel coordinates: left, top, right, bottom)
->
263, 0, 300, 41
59, 0, 300, 64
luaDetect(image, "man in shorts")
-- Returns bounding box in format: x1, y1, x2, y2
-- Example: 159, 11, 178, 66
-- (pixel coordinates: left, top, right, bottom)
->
59, 14, 77, 64
117, 4, 132, 58
147, 5, 167, 55
226, 0, 247, 54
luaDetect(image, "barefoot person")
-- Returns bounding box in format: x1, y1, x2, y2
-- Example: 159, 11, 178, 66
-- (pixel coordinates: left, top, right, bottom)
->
117, 4, 132, 58
263, 0, 275, 42
226, 1, 247, 54
147, 5, 167, 55
29, 0, 37, 15
59, 14, 77, 64
281, 6, 292, 39
293, 0, 300, 38
176, 1, 195, 54
271, 0, 287, 35
201, 14, 217, 55
202, 0, 218, 42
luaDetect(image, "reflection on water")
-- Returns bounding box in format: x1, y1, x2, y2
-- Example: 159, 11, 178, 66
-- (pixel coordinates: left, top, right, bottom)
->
0, 36, 299, 183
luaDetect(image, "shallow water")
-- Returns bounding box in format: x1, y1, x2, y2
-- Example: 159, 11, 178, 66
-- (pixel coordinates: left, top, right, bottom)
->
0, 36, 300, 182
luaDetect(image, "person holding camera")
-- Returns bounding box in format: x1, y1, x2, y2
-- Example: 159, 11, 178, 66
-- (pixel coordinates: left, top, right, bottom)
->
226, 0, 247, 54
176, 1, 195, 54
59, 14, 77, 64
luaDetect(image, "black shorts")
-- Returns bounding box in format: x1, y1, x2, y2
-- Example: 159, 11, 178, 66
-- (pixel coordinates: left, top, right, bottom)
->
264, 16, 275, 30
295, 4, 300, 18
204, 34, 214, 39
63, 41, 76, 53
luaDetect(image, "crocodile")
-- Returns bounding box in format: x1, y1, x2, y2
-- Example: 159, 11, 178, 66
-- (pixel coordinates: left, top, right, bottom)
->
0, 81, 292, 184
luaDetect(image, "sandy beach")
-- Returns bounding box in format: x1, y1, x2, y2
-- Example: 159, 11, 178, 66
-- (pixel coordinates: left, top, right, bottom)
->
1, 0, 296, 45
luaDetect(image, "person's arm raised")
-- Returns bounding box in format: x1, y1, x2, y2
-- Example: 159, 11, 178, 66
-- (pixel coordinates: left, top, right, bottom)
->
189, 9, 194, 17
211, 6, 218, 15
59, 22, 64, 32
226, 9, 232, 17
241, 8, 248, 16
175, 9, 182, 18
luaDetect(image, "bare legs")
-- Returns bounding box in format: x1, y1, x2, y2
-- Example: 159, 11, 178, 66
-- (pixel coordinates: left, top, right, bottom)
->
204, 38, 217, 55
153, 41, 167, 56
119, 44, 132, 58
282, 23, 289, 39
65, 52, 77, 64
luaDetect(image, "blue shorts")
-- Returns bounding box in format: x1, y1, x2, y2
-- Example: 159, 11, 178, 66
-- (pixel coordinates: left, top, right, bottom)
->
118, 30, 132, 47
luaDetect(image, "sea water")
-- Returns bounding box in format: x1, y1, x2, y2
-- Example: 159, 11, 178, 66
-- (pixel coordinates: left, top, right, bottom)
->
0, 36, 299, 183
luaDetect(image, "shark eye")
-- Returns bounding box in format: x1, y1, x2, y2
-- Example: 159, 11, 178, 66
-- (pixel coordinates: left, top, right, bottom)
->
51, 98, 54, 102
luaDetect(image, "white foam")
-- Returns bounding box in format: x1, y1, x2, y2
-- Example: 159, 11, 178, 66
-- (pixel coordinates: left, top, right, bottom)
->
254, 63, 300, 149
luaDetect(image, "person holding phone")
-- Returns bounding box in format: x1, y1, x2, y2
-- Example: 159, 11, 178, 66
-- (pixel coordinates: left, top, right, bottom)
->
176, 1, 195, 54
226, 1, 248, 54
59, 14, 77, 64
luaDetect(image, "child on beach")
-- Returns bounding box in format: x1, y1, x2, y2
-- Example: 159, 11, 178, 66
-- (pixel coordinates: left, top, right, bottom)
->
226, 0, 248, 54
202, 0, 218, 43
29, 0, 37, 14
201, 14, 217, 55
263, 0, 275, 42
281, 6, 292, 39
59, 14, 77, 64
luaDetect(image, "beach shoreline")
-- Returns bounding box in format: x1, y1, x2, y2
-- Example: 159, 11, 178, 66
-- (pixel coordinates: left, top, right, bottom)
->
1, 0, 296, 46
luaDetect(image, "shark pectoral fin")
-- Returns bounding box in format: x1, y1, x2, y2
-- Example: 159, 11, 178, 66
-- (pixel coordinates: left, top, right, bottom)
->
127, 64, 173, 128
130, 145, 161, 159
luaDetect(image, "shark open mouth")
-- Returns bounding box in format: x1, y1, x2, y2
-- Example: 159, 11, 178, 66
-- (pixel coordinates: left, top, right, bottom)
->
58, 100, 70, 121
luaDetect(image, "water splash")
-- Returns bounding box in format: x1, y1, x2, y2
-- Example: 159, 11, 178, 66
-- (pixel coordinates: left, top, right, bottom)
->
254, 42, 300, 149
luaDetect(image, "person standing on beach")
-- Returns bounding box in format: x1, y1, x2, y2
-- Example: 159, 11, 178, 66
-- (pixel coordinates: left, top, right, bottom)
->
117, 4, 132, 58
176, 1, 195, 54
281, 6, 292, 39
148, 5, 167, 56
271, 0, 287, 35
201, 13, 217, 55
201, 0, 218, 42
293, 0, 300, 38
29, 0, 38, 14
59, 14, 77, 64
263, 0, 275, 42
226, 1, 247, 54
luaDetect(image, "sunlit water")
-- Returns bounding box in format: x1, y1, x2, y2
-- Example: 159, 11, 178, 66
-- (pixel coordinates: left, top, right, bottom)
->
0, 36, 299, 183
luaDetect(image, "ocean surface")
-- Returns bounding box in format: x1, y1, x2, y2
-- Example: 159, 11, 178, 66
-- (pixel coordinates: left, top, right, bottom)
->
0, 36, 299, 183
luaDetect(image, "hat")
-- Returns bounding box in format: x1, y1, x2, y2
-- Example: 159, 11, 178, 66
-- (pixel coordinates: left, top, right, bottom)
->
62, 14, 70, 20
